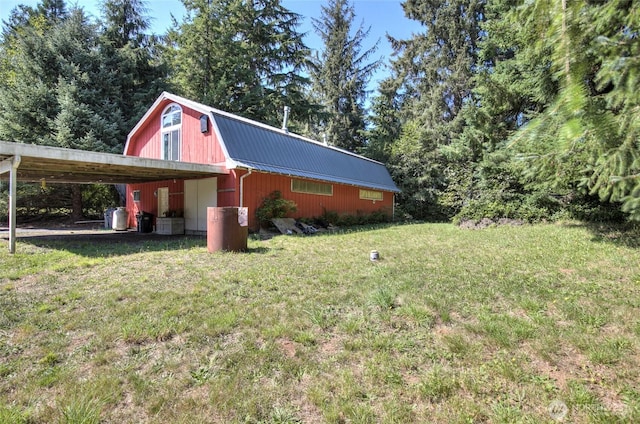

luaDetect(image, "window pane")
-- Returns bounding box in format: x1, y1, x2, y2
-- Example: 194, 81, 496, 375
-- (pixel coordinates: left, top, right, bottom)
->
162, 105, 181, 128
162, 133, 170, 160
291, 179, 333, 196
360, 189, 383, 201
170, 130, 180, 161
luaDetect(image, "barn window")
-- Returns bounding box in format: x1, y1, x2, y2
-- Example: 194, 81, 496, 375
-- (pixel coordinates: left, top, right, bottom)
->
161, 104, 182, 161
291, 179, 333, 196
359, 189, 383, 201
132, 190, 141, 202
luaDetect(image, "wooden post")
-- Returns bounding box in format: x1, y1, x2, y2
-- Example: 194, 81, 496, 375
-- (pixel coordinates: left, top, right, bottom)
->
1, 155, 21, 253
9, 159, 18, 253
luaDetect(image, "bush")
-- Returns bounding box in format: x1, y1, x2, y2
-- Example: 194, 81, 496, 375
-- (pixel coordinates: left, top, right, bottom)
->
567, 195, 627, 223
316, 208, 392, 228
320, 209, 340, 226
82, 184, 121, 219
453, 190, 565, 225
255, 191, 297, 228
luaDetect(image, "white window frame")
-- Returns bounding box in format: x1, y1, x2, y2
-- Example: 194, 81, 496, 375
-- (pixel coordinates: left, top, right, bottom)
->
161, 104, 182, 161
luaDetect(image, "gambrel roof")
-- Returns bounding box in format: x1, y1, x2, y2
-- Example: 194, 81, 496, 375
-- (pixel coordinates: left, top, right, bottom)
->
125, 92, 399, 193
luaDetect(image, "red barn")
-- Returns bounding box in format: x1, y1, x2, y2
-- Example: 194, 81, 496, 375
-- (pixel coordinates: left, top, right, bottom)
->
123, 92, 399, 233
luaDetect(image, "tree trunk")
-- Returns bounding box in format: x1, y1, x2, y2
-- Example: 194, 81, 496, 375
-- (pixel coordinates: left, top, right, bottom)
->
71, 184, 83, 221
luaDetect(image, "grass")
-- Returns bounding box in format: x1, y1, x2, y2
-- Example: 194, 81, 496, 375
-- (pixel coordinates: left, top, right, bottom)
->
1, 222, 640, 423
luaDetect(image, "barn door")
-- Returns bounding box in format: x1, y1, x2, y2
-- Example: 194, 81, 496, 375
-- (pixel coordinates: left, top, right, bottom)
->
184, 178, 217, 233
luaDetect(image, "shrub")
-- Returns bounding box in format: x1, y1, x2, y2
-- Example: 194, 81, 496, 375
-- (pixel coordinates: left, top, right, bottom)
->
453, 190, 562, 225
316, 208, 392, 228
320, 209, 340, 226
255, 191, 297, 228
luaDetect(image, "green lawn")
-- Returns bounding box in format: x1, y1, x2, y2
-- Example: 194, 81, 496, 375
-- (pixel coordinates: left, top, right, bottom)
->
1, 222, 639, 423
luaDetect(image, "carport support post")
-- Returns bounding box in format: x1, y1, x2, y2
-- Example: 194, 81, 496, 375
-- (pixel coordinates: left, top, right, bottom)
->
1, 155, 21, 253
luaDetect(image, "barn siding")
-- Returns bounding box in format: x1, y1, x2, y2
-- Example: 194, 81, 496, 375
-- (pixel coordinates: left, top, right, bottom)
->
128, 108, 162, 158
125, 96, 396, 232
125, 180, 185, 228
126, 100, 226, 164
180, 107, 226, 164
125, 172, 394, 231
241, 171, 394, 230
217, 170, 240, 207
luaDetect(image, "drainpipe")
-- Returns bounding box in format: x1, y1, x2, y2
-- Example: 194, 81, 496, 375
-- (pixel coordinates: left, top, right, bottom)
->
239, 169, 252, 208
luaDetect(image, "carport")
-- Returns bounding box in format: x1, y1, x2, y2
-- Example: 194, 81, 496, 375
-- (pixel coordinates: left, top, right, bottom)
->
0, 140, 227, 253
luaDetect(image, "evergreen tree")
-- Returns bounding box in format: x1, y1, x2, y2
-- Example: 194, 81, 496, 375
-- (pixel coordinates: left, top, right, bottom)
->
0, 2, 134, 219
0, 3, 121, 151
578, 1, 640, 218
168, 0, 318, 129
462, 0, 556, 157
0, 3, 62, 144
391, 0, 484, 144
446, 0, 562, 222
37, 0, 68, 22
365, 78, 402, 162
377, 0, 484, 220
99, 0, 167, 143
499, 0, 640, 219
309, 0, 380, 152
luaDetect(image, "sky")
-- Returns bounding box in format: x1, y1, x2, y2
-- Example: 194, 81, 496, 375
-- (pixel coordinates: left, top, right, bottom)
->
0, 0, 424, 92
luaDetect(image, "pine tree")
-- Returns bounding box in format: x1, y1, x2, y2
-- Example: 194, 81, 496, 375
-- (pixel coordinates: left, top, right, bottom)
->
99, 0, 167, 145
37, 0, 68, 22
365, 79, 402, 162
462, 0, 556, 156
0, 3, 62, 144
442, 0, 562, 221
391, 0, 484, 143
309, 0, 380, 152
0, 3, 121, 151
378, 0, 485, 219
168, 0, 318, 129
0, 2, 132, 219
582, 1, 640, 217
498, 0, 640, 219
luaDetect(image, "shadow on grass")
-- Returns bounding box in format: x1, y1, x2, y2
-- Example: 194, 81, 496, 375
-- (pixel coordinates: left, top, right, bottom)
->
6, 221, 409, 257
10, 232, 271, 257
562, 221, 640, 249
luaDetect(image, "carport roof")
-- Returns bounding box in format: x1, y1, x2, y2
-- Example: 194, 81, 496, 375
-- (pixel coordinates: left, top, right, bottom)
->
0, 140, 227, 184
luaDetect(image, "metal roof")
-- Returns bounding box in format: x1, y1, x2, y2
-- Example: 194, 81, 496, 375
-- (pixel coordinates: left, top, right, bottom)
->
126, 92, 399, 193
211, 111, 400, 193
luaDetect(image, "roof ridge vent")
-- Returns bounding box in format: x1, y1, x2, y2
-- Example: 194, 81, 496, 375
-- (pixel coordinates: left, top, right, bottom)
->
281, 106, 290, 134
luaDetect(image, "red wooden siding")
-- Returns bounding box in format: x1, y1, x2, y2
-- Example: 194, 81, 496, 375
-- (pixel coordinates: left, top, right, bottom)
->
125, 172, 394, 231
124, 97, 395, 232
217, 171, 240, 207
125, 99, 226, 165
125, 180, 185, 228
126, 106, 161, 158
239, 171, 394, 229
180, 107, 226, 164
